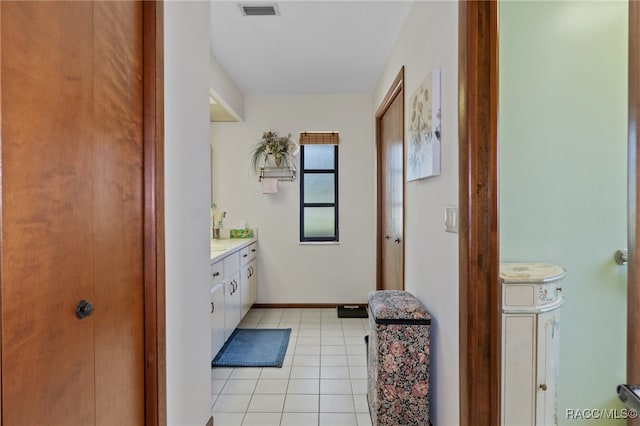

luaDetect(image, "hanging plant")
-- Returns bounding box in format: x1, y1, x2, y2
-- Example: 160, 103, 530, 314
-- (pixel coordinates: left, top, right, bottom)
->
250, 130, 299, 173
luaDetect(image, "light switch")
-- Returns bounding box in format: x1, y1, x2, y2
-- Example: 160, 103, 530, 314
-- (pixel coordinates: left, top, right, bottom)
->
445, 206, 459, 234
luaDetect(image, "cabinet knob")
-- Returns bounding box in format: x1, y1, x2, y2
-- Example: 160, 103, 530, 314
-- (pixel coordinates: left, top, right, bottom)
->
251, 249, 256, 252
539, 383, 547, 391
384, 235, 390, 240
212, 271, 220, 277
556, 287, 562, 292
76, 299, 94, 320
394, 238, 401, 244
243, 254, 248, 258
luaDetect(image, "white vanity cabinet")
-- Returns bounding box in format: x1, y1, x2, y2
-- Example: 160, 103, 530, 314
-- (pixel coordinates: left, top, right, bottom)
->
500, 263, 565, 426
210, 238, 258, 359
240, 242, 258, 318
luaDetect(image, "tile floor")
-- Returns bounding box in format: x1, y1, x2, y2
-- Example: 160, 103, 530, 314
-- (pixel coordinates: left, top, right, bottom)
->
211, 308, 372, 426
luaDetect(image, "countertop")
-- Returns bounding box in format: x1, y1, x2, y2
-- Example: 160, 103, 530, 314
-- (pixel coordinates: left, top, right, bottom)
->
211, 238, 256, 263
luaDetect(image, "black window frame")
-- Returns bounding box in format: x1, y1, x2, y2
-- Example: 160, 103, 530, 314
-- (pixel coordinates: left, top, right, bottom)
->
299, 145, 339, 242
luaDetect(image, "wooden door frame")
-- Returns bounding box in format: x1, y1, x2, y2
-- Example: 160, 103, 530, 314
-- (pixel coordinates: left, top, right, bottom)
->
375, 67, 405, 291
142, 2, 166, 426
458, 1, 639, 425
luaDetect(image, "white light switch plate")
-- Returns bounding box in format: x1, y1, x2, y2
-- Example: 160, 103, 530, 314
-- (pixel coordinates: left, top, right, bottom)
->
445, 206, 459, 233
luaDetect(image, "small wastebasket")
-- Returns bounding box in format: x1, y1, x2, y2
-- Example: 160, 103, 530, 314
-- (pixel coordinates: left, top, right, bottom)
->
367, 290, 431, 425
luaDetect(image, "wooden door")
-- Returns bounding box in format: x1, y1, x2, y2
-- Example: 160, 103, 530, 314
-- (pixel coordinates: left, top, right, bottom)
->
0, 2, 146, 424
376, 68, 405, 291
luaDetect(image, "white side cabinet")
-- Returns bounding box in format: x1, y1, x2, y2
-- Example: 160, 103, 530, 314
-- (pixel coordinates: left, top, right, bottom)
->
500, 263, 565, 426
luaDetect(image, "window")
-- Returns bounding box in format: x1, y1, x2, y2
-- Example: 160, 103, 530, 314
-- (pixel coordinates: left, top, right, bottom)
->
299, 132, 339, 242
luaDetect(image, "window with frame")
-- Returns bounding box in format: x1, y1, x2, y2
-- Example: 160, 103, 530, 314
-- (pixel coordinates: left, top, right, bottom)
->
299, 132, 339, 242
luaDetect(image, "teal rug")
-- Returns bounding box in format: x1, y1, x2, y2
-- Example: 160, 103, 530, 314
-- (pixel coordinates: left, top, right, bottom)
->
212, 328, 291, 368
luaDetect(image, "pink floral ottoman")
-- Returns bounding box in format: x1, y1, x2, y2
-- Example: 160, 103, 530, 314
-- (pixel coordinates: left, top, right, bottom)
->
367, 290, 431, 425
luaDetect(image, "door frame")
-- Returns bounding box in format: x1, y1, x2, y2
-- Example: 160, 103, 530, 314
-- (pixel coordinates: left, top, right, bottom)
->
142, 2, 166, 425
375, 67, 405, 291
458, 1, 640, 425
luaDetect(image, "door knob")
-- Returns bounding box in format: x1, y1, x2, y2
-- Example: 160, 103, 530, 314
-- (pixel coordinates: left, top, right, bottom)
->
384, 235, 390, 240
615, 249, 628, 265
76, 299, 94, 320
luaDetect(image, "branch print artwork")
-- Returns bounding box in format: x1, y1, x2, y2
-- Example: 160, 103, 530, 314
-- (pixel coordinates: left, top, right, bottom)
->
407, 68, 441, 181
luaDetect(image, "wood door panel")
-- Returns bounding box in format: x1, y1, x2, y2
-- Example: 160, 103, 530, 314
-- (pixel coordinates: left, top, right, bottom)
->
1, 2, 96, 424
1, 2, 147, 424
379, 78, 404, 292
93, 2, 145, 425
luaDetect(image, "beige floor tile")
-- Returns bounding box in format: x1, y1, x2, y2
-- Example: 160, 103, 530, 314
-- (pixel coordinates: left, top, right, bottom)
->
320, 379, 352, 395
283, 394, 319, 412
247, 394, 285, 413
320, 394, 355, 413
280, 412, 319, 426
213, 394, 252, 413
254, 379, 288, 394
221, 379, 258, 394
287, 379, 320, 395
356, 413, 373, 426
241, 412, 282, 426
321, 355, 349, 367
212, 412, 245, 426
290, 366, 320, 379
230, 368, 263, 380
321, 366, 350, 380
319, 412, 358, 426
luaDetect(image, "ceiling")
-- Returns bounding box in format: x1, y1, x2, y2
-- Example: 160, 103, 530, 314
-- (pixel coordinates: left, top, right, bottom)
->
209, 1, 412, 95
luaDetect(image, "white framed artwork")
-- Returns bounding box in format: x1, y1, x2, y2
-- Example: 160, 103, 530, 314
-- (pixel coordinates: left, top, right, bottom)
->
407, 68, 441, 181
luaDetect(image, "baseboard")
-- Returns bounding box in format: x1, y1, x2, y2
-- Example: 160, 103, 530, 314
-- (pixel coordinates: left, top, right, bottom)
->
252, 303, 368, 309
206, 416, 213, 426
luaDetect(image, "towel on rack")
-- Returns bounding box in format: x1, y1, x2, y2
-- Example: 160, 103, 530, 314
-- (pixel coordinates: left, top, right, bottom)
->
261, 178, 278, 194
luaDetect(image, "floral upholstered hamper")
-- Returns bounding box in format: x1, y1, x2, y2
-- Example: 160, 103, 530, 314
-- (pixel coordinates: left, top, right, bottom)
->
367, 290, 431, 426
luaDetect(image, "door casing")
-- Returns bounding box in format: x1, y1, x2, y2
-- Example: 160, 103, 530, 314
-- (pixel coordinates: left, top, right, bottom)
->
458, 1, 639, 425
375, 67, 405, 292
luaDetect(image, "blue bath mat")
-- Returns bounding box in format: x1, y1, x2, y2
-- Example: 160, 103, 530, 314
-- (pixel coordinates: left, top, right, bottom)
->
212, 328, 291, 368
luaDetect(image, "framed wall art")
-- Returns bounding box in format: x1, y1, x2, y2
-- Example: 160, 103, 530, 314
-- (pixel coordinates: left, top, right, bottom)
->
407, 68, 441, 181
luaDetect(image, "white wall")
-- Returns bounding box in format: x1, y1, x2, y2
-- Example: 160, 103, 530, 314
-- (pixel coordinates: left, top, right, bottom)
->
211, 94, 375, 304
372, 2, 459, 425
210, 53, 245, 121
164, 2, 212, 425
499, 2, 628, 423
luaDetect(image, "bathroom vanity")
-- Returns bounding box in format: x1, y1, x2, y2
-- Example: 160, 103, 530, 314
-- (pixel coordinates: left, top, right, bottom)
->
210, 237, 258, 360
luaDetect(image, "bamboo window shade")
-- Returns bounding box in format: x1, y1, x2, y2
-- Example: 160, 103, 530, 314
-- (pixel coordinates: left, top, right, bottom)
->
299, 132, 339, 145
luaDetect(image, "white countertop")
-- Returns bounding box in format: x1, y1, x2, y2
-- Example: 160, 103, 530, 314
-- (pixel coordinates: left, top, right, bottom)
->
211, 238, 256, 263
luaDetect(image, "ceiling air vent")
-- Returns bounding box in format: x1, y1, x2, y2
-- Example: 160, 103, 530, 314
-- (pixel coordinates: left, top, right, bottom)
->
239, 3, 280, 16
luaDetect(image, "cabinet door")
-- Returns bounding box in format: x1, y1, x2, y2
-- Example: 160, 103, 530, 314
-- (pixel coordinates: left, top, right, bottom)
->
210, 284, 226, 360
249, 259, 258, 307
240, 265, 252, 318
536, 309, 561, 426
502, 314, 536, 426
224, 271, 241, 341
